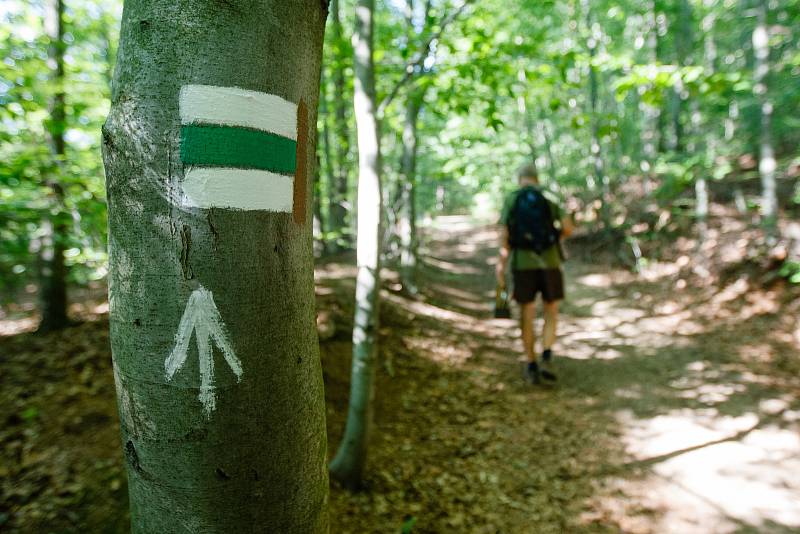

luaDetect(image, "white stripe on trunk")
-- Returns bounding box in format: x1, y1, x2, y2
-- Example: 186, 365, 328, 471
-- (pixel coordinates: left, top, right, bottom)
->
182, 168, 294, 211
180, 84, 298, 141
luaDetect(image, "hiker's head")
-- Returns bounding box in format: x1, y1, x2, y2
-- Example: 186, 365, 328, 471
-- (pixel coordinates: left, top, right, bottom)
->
517, 164, 539, 186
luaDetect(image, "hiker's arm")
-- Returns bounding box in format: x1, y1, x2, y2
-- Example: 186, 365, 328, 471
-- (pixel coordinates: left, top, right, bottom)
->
560, 214, 575, 239
496, 226, 510, 287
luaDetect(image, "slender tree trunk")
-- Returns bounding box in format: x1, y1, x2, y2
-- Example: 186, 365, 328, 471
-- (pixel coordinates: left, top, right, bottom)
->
673, 0, 694, 154
330, 0, 382, 490
538, 109, 558, 184
641, 0, 659, 194
329, 0, 351, 249
317, 79, 332, 252
753, 0, 777, 233
39, 0, 70, 333
399, 95, 422, 295
583, 0, 610, 229
655, 9, 670, 154
517, 69, 538, 165
724, 101, 747, 214
102, 2, 329, 531
696, 12, 717, 238
314, 117, 327, 253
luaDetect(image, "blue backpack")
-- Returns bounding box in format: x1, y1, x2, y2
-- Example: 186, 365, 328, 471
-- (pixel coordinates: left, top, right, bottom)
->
507, 186, 559, 254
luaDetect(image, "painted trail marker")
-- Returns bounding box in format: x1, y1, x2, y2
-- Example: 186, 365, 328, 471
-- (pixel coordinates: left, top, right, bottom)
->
179, 84, 299, 212
165, 285, 243, 416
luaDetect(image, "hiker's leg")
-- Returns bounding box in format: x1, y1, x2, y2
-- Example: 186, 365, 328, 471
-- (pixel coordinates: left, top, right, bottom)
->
541, 268, 564, 353
520, 301, 537, 362
542, 299, 559, 351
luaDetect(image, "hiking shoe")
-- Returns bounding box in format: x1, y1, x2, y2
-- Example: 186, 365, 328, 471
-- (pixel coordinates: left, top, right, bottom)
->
524, 362, 541, 385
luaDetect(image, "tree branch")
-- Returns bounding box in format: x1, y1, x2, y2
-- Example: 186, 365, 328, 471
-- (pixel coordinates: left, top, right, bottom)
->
377, 0, 474, 118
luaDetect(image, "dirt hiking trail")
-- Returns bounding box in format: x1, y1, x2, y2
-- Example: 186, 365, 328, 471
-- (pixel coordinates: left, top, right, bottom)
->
322, 216, 800, 533
2, 217, 799, 533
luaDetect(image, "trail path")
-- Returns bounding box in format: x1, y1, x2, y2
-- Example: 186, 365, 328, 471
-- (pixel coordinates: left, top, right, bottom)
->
2, 217, 799, 533
325, 217, 800, 533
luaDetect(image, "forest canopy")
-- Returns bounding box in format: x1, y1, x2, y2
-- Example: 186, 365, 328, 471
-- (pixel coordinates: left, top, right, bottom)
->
2, 0, 799, 313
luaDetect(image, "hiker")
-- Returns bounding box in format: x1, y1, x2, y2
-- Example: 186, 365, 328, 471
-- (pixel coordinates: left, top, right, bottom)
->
496, 164, 574, 384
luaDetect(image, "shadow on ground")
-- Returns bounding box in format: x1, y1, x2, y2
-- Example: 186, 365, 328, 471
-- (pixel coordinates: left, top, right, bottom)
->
1, 216, 798, 533
324, 216, 800, 533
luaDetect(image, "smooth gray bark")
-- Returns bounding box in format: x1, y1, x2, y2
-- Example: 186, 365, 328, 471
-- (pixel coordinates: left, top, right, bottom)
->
39, 0, 70, 332
697, 12, 717, 228
641, 0, 659, 195
583, 0, 610, 229
317, 80, 331, 251
399, 96, 421, 295
753, 0, 777, 232
330, 0, 382, 490
673, 0, 694, 154
328, 0, 352, 249
102, 1, 329, 531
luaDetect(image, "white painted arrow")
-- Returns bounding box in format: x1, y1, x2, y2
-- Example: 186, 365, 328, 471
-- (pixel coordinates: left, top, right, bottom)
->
164, 286, 243, 417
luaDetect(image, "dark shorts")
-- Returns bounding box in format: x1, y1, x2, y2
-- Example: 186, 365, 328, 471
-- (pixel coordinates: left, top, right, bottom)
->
512, 268, 564, 304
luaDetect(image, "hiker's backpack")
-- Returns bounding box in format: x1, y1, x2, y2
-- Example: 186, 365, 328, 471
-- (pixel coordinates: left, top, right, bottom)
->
507, 187, 560, 254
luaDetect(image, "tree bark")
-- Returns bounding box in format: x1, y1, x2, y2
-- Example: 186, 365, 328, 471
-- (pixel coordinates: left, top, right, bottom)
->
697, 12, 717, 232
317, 79, 331, 252
328, 0, 351, 249
102, 1, 329, 531
538, 108, 558, 185
583, 0, 610, 229
672, 0, 694, 154
314, 113, 327, 253
753, 0, 777, 233
330, 0, 382, 490
641, 0, 659, 194
39, 0, 70, 333
399, 95, 422, 295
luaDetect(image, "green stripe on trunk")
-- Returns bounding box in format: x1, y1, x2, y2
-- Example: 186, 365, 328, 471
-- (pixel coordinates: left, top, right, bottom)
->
180, 124, 297, 174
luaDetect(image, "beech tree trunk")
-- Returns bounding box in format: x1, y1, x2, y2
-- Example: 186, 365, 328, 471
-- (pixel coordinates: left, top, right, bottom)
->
316, 81, 331, 251
330, 0, 382, 490
583, 0, 610, 229
753, 0, 777, 233
697, 13, 716, 232
673, 0, 694, 154
328, 0, 352, 249
641, 0, 659, 195
39, 0, 70, 333
399, 96, 422, 295
102, 1, 329, 531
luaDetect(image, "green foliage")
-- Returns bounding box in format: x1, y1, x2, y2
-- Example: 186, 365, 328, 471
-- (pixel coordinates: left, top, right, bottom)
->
400, 515, 417, 533
3, 0, 800, 307
0, 0, 119, 301
21, 406, 39, 421
780, 261, 800, 284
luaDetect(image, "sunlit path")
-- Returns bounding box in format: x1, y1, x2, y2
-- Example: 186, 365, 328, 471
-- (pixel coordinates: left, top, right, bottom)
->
324, 216, 800, 533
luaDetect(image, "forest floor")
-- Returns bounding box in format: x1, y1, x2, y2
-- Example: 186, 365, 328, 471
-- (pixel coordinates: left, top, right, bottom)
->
2, 216, 800, 533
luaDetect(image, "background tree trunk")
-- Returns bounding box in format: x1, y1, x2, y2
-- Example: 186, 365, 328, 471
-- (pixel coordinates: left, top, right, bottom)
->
696, 11, 717, 248
399, 95, 422, 295
330, 0, 382, 490
753, 0, 777, 234
641, 0, 660, 195
39, 0, 70, 333
329, 0, 352, 250
673, 0, 694, 155
583, 0, 610, 229
314, 119, 327, 253
316, 81, 331, 253
102, 1, 329, 531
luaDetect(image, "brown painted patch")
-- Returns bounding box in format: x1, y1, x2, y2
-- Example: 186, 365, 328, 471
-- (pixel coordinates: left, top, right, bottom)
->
293, 100, 308, 226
